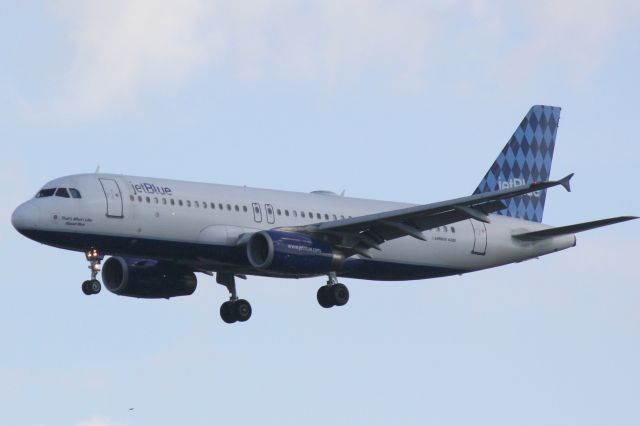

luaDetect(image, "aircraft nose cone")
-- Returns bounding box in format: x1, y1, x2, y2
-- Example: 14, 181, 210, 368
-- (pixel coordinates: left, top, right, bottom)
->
11, 202, 39, 231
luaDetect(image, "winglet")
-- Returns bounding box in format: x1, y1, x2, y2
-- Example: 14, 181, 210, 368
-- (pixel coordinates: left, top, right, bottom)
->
530, 173, 574, 194
559, 173, 573, 192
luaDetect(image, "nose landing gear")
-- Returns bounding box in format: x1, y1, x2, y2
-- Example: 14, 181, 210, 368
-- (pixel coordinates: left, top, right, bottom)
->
317, 272, 349, 308
82, 248, 103, 295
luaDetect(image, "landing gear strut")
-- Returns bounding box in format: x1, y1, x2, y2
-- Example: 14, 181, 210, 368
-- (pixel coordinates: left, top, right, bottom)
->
82, 248, 103, 295
217, 272, 252, 324
317, 272, 349, 308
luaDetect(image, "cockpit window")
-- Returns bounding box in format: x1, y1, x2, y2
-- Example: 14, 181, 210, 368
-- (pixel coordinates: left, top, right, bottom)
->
36, 188, 56, 198
55, 188, 70, 198
69, 188, 81, 199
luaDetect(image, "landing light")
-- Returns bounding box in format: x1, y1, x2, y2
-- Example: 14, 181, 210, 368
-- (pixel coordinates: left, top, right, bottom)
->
85, 249, 100, 261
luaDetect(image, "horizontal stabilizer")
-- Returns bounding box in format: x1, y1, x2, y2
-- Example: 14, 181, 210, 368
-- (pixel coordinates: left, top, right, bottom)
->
512, 216, 638, 241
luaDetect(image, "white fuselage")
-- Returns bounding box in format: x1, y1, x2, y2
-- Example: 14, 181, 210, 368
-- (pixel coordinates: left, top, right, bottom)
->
12, 173, 577, 281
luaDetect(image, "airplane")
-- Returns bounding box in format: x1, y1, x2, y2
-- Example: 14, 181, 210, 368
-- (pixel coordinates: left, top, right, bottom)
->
11, 105, 637, 324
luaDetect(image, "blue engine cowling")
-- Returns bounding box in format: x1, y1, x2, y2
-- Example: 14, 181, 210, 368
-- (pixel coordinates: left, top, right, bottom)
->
246, 230, 343, 275
101, 256, 197, 298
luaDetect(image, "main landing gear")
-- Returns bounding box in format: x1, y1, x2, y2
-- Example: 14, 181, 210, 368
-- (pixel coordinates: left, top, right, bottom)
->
82, 248, 103, 295
317, 272, 349, 309
217, 272, 252, 324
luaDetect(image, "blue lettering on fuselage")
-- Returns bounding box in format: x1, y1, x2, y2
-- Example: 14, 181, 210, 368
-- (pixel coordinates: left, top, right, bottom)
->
131, 182, 172, 196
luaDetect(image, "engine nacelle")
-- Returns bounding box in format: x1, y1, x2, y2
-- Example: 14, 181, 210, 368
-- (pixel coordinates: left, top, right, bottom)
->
246, 230, 343, 275
102, 256, 197, 298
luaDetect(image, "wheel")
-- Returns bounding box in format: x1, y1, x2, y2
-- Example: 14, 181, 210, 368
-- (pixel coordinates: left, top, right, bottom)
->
81, 280, 92, 295
220, 301, 236, 324
234, 299, 252, 322
89, 279, 101, 294
317, 286, 334, 308
331, 283, 349, 306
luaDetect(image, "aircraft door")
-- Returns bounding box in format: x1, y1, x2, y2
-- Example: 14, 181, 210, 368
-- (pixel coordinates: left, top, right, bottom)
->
252, 203, 263, 223
470, 219, 487, 255
265, 204, 275, 224
99, 178, 124, 218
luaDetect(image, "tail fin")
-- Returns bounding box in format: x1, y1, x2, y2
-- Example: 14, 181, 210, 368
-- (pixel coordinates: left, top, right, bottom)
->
473, 105, 561, 222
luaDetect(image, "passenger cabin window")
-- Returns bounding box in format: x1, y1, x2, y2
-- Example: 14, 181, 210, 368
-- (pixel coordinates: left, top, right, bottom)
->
55, 188, 70, 198
235, 205, 240, 212
130, 195, 135, 201
210, 202, 215, 209
69, 188, 81, 199
186, 200, 191, 207
243, 206, 248, 212
301, 211, 306, 218
36, 188, 56, 198
170, 199, 175, 206
195, 201, 199, 208
138, 195, 143, 202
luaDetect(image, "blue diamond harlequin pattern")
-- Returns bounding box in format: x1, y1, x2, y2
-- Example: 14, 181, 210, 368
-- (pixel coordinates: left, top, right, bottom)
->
473, 105, 561, 223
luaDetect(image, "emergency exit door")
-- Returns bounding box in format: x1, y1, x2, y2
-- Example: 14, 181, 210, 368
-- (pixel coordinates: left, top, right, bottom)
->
99, 178, 123, 218
470, 219, 487, 255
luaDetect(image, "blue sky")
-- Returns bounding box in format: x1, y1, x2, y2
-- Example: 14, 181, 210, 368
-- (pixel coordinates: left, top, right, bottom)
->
1, 1, 639, 425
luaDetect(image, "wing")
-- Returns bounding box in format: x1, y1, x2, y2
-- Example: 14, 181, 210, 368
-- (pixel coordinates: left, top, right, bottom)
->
278, 174, 574, 258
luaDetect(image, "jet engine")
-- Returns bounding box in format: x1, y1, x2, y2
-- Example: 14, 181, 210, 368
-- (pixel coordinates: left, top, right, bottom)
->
101, 256, 197, 298
246, 230, 343, 275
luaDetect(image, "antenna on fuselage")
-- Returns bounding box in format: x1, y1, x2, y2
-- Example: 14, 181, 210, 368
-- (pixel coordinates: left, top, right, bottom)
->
94, 166, 101, 173
340, 189, 346, 197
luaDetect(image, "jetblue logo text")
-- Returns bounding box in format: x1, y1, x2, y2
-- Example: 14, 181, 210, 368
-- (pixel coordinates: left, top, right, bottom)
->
131, 183, 172, 196
499, 179, 540, 197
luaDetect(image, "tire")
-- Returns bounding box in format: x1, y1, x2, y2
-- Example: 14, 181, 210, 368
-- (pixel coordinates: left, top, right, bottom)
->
220, 301, 236, 324
234, 299, 252, 322
90, 279, 101, 294
331, 283, 349, 307
317, 286, 334, 308
81, 280, 92, 295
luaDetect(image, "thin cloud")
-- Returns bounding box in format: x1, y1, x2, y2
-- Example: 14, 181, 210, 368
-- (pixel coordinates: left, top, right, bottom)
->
32, 0, 640, 120
499, 0, 640, 86
41, 0, 439, 119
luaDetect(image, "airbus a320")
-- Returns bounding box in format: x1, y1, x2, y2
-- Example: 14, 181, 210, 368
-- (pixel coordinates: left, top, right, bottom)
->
12, 106, 636, 323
